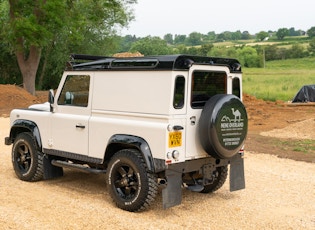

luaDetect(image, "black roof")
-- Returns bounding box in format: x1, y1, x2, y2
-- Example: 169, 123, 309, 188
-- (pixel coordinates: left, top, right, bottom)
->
67, 54, 241, 72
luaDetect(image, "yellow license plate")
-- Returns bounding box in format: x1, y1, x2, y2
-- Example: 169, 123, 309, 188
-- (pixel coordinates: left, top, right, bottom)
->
168, 132, 182, 148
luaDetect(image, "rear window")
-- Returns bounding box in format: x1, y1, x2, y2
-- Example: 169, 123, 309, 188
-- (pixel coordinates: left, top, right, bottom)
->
191, 71, 226, 108
233, 77, 241, 98
173, 76, 185, 109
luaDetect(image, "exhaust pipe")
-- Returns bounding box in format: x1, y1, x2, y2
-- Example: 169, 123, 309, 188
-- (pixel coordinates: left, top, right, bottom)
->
158, 178, 167, 188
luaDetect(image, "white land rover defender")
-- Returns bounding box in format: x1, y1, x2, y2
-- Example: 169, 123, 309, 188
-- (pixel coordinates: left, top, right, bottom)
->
5, 54, 248, 212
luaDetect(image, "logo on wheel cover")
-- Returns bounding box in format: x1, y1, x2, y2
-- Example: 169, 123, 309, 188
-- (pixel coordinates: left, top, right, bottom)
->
219, 107, 246, 149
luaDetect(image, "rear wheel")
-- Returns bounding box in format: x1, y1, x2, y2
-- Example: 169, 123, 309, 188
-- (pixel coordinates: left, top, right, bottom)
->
12, 132, 43, 181
200, 166, 228, 193
106, 149, 158, 212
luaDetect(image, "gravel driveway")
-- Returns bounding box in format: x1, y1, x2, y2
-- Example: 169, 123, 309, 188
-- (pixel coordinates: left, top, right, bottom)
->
0, 117, 314, 229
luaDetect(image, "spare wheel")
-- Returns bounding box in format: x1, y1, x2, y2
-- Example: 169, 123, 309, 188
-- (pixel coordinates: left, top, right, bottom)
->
199, 94, 248, 159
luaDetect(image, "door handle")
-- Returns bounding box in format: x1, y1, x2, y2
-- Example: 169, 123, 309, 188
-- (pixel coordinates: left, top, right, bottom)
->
76, 124, 85, 129
190, 116, 196, 125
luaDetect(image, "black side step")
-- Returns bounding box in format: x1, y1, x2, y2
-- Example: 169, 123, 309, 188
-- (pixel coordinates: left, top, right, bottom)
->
51, 160, 106, 174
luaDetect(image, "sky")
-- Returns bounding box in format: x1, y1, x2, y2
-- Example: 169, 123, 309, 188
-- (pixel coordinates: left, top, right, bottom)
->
121, 0, 315, 37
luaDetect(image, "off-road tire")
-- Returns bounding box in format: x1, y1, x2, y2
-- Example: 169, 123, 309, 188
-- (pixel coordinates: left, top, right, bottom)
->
106, 149, 158, 212
12, 132, 44, 181
200, 166, 228, 193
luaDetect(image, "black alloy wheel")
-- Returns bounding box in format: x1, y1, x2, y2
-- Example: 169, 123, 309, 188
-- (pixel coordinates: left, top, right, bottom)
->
12, 132, 43, 181
107, 149, 158, 212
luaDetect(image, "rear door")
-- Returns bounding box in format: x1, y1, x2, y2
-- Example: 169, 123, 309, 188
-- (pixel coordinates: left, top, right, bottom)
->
185, 65, 230, 158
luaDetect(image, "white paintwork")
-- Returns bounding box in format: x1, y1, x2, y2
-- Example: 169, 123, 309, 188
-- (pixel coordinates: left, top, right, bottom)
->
92, 71, 173, 115
29, 102, 50, 111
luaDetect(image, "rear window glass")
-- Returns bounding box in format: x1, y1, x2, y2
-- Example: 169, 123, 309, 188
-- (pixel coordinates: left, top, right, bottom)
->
233, 77, 241, 98
191, 71, 226, 108
173, 76, 185, 109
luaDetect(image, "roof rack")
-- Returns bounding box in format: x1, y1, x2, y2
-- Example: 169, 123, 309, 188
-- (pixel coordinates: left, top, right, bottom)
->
68, 54, 111, 65
66, 54, 241, 72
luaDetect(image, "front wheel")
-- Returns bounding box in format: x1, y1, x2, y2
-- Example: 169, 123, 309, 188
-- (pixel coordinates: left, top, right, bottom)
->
12, 132, 44, 181
106, 149, 158, 212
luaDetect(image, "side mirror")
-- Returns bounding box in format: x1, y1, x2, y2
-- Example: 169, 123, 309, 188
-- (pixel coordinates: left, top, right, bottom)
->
48, 89, 55, 112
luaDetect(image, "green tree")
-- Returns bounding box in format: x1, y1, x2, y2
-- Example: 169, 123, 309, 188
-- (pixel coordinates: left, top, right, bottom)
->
236, 46, 261, 67
174, 34, 186, 44
119, 35, 139, 52
231, 31, 242, 40
308, 38, 315, 56
2, 0, 136, 95
307, 27, 315, 38
0, 1, 20, 83
264, 45, 279, 61
276, 28, 289, 40
217, 31, 232, 41
241, 31, 251, 40
208, 47, 229, 57
0, 42, 21, 84
186, 46, 199, 55
186, 32, 203, 46
199, 44, 214, 56
173, 44, 188, 54
256, 31, 269, 41
129, 36, 172, 55
206, 31, 216, 41
277, 47, 288, 60
288, 44, 306, 58
288, 27, 301, 36
163, 33, 173, 45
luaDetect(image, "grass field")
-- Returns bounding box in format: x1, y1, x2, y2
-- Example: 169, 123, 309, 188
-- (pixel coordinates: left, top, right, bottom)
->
243, 57, 315, 101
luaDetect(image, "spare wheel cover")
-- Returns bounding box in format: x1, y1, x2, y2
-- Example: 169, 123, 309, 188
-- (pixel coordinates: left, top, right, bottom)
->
199, 94, 248, 159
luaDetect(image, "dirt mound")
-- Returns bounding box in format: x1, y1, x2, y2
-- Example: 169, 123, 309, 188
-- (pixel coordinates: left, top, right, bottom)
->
243, 93, 315, 132
261, 118, 315, 139
0, 85, 47, 117
112, 52, 144, 57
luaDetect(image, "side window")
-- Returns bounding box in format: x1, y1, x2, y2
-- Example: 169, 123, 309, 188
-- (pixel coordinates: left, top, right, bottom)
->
232, 77, 241, 98
173, 76, 185, 109
191, 71, 226, 108
58, 75, 90, 107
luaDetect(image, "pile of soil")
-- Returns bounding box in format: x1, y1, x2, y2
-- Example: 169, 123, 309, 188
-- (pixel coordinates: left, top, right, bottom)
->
1, 84, 315, 162
112, 52, 144, 57
243, 93, 315, 132
0, 85, 47, 117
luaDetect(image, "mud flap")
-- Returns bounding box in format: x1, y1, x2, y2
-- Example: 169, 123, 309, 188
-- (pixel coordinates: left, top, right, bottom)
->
162, 167, 182, 209
43, 155, 63, 179
229, 155, 245, 191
